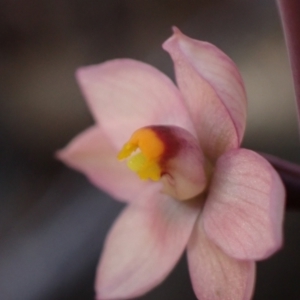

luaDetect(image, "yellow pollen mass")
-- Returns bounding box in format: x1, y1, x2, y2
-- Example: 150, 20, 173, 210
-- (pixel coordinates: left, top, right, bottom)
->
117, 128, 164, 181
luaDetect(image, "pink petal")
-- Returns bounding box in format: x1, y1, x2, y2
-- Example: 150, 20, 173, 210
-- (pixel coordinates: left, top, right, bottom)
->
203, 149, 285, 260
163, 28, 247, 160
187, 219, 255, 300
95, 190, 201, 300
76, 59, 196, 150
57, 126, 160, 202
147, 125, 207, 200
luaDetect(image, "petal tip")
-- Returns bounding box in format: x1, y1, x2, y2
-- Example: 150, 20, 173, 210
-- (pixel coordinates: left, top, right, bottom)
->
55, 149, 66, 162
163, 26, 187, 53
94, 289, 108, 300
75, 64, 98, 85
171, 26, 181, 35
75, 65, 88, 79
162, 27, 180, 52
95, 277, 116, 300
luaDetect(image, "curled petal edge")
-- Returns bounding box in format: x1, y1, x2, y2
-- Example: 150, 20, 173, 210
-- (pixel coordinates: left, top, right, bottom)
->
163, 27, 247, 160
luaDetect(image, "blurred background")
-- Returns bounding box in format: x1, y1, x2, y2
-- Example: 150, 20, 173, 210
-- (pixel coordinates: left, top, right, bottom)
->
0, 0, 299, 299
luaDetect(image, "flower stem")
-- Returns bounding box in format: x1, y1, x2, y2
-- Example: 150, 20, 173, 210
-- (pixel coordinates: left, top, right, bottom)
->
277, 0, 300, 128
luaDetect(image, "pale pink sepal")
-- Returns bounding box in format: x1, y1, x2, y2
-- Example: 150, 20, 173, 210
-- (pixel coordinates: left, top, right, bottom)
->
163, 28, 247, 160
76, 59, 196, 150
203, 149, 285, 260
56, 126, 159, 202
95, 191, 201, 300
187, 220, 255, 300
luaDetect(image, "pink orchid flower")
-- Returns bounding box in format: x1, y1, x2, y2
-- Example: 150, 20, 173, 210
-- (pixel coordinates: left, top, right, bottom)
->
57, 28, 285, 300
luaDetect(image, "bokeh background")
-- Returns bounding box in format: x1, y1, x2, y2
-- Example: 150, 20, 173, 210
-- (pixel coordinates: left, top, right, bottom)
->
0, 0, 300, 299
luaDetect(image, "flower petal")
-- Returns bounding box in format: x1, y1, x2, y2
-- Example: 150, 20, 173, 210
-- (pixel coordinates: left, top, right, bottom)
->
144, 125, 207, 200
163, 28, 247, 160
57, 126, 159, 202
76, 59, 196, 150
187, 219, 255, 300
95, 190, 201, 300
203, 149, 285, 260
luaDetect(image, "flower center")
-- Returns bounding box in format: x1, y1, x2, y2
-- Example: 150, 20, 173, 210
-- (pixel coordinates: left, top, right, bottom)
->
118, 125, 207, 200
118, 128, 164, 181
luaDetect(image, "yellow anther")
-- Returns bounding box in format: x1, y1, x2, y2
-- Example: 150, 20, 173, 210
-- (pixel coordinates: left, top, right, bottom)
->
117, 128, 164, 181
117, 142, 137, 160
127, 152, 147, 172
127, 152, 161, 181
137, 162, 161, 181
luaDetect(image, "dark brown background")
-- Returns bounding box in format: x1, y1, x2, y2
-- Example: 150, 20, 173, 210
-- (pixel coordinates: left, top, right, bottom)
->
0, 0, 299, 299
